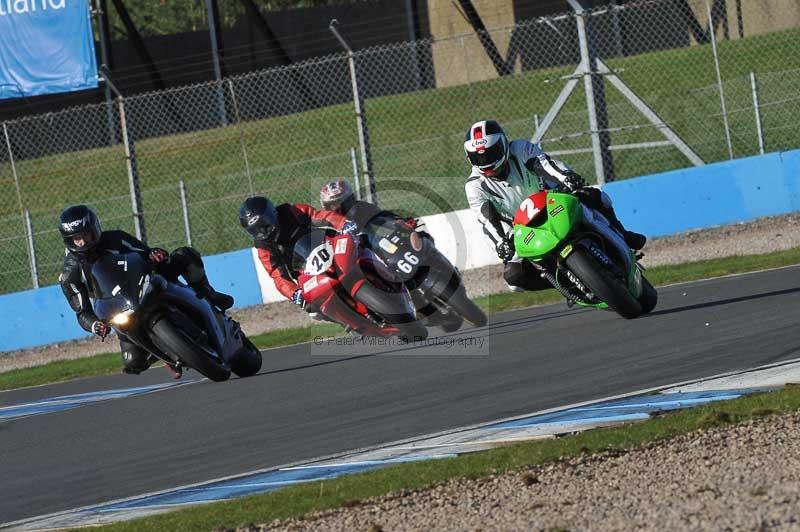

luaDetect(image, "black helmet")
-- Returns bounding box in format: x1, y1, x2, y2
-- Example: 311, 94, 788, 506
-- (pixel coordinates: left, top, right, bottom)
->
239, 196, 278, 242
59, 205, 102, 253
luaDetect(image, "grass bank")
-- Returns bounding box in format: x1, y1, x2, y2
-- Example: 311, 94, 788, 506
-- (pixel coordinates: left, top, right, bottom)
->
2, 246, 799, 392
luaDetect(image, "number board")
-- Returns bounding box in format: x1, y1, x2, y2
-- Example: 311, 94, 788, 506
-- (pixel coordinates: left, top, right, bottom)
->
304, 242, 335, 275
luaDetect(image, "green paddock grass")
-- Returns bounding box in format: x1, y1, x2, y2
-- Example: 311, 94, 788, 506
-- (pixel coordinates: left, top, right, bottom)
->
78, 378, 800, 531
3, 246, 800, 392
1, 27, 800, 294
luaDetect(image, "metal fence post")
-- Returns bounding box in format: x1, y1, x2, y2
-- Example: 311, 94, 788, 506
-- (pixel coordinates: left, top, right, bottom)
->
750, 71, 765, 155
101, 70, 147, 241
570, 0, 608, 185
179, 180, 193, 246
330, 19, 377, 205
706, 0, 734, 160
24, 210, 39, 289
350, 147, 362, 200
228, 79, 254, 196
205, 0, 228, 127
91, 0, 118, 146
403, 0, 422, 90
609, 0, 624, 57
3, 122, 38, 289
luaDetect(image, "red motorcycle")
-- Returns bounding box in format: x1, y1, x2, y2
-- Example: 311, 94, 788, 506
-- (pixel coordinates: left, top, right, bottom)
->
294, 229, 428, 342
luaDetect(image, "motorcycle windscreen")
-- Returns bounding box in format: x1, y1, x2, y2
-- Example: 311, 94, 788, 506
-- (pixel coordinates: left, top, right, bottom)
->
292, 230, 334, 274
364, 215, 399, 243
363, 216, 414, 265
89, 252, 149, 320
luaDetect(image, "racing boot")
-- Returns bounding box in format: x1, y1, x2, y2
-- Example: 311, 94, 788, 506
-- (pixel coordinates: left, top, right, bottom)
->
576, 188, 646, 251
191, 275, 234, 310
163, 361, 183, 379
601, 206, 647, 251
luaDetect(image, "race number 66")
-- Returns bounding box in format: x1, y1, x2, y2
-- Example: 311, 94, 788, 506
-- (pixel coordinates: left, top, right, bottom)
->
397, 251, 419, 274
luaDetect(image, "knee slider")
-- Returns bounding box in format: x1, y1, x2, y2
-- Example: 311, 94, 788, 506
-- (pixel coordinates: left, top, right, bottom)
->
503, 262, 527, 287
122, 350, 151, 372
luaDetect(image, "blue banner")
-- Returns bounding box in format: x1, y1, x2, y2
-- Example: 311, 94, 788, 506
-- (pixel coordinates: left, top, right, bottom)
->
0, 0, 98, 100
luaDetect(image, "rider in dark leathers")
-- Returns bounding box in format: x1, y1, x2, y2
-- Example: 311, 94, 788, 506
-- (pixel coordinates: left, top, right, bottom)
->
58, 205, 233, 377
238, 196, 354, 308
319, 181, 461, 330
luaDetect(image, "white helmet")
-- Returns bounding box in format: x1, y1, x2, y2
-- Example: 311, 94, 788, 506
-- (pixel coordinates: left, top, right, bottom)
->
320, 180, 355, 213
463, 120, 509, 179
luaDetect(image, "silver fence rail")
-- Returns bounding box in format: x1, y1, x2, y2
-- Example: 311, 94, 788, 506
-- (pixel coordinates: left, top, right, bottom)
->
1, 0, 799, 294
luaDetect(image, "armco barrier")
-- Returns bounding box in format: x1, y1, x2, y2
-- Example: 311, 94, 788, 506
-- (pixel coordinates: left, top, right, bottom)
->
2, 148, 799, 352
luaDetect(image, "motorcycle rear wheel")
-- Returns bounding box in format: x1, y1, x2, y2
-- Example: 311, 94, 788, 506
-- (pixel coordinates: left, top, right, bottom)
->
230, 336, 263, 378
445, 286, 488, 327
638, 276, 658, 314
354, 282, 428, 340
565, 247, 642, 319
396, 321, 428, 343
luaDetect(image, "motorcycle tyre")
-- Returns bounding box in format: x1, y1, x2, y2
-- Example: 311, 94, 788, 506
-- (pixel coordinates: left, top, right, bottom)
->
565, 248, 642, 319
231, 336, 263, 378
151, 318, 231, 382
638, 276, 658, 314
446, 286, 488, 327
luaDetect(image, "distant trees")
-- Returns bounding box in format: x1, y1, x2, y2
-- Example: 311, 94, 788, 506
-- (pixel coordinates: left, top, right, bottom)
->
105, 0, 378, 40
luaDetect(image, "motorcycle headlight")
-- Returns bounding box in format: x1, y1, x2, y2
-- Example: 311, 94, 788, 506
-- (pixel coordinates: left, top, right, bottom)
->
111, 309, 134, 327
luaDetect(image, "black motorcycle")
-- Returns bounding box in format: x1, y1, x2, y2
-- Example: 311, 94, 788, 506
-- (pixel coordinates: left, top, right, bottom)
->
89, 251, 262, 382
363, 215, 487, 331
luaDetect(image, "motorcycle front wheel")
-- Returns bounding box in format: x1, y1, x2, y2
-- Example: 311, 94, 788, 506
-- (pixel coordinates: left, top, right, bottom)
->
151, 317, 231, 381
565, 247, 642, 319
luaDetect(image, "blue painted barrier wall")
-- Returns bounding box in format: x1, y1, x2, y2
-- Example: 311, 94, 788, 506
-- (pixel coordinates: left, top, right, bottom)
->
0, 248, 260, 352
1, 148, 799, 352
606, 149, 800, 237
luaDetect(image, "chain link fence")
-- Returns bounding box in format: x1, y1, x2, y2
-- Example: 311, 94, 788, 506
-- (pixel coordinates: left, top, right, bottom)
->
1, 0, 799, 295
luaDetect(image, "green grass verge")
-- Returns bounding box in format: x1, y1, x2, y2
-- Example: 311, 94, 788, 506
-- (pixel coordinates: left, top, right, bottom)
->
0, 353, 121, 392
0, 323, 342, 392
78, 380, 800, 531
4, 246, 800, 392
3, 26, 800, 294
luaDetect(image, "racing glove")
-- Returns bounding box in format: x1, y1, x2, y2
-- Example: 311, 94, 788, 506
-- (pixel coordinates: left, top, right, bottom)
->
496, 240, 515, 262
92, 321, 109, 339
341, 221, 358, 236
148, 248, 170, 264
401, 217, 419, 229
562, 172, 586, 192
291, 289, 306, 309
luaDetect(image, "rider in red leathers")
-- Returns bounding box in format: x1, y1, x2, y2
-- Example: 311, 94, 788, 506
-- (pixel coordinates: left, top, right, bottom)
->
238, 196, 356, 309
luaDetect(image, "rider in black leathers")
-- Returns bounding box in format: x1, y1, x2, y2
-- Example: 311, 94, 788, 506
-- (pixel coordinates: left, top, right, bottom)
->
57, 205, 233, 377
318, 181, 462, 330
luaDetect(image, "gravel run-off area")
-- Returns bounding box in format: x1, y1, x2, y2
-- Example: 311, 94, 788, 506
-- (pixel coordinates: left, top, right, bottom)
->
3, 212, 800, 372
247, 411, 800, 532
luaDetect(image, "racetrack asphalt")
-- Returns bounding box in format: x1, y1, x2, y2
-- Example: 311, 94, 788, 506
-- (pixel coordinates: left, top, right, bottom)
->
2, 266, 800, 524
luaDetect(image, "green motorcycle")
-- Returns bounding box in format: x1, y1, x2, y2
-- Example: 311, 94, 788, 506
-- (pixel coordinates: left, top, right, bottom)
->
511, 189, 657, 319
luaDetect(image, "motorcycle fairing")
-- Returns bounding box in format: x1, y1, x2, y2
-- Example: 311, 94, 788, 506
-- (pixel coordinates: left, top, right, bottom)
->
514, 192, 582, 260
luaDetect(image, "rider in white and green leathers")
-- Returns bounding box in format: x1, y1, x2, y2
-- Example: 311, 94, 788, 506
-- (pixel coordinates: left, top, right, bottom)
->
463, 119, 646, 292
